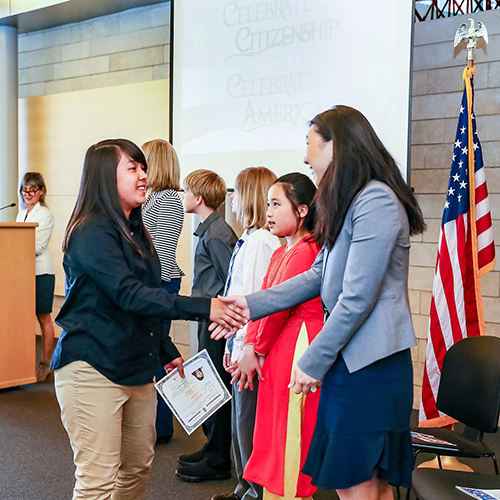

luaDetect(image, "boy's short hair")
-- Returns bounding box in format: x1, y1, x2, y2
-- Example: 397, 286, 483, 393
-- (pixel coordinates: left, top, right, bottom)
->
183, 169, 227, 211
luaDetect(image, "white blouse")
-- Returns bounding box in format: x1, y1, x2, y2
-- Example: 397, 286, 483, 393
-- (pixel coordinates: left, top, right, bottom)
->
17, 202, 55, 276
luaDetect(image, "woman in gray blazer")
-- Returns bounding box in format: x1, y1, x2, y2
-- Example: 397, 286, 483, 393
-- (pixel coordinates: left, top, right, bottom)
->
215, 106, 425, 500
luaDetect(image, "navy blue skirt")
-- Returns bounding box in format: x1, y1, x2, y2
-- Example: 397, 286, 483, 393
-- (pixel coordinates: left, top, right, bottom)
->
302, 349, 414, 490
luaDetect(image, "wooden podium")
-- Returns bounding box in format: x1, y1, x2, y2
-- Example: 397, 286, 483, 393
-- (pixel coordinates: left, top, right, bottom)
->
0, 223, 37, 388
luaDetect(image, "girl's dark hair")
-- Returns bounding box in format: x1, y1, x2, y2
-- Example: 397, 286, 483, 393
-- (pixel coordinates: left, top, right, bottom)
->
311, 106, 425, 249
63, 138, 152, 255
19, 172, 47, 208
273, 172, 317, 234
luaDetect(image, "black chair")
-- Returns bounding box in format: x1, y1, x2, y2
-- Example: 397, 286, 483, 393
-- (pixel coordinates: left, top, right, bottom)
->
412, 468, 500, 500
411, 336, 500, 476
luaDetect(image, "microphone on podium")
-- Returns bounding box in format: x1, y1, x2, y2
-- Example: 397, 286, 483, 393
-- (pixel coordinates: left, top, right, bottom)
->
0, 202, 16, 211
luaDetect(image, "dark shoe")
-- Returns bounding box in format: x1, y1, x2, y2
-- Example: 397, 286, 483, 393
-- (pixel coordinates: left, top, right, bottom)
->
155, 435, 173, 445
211, 494, 240, 500
175, 458, 231, 482
36, 360, 52, 383
177, 448, 205, 466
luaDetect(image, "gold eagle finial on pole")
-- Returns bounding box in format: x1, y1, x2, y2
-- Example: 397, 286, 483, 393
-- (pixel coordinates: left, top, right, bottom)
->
454, 18, 488, 67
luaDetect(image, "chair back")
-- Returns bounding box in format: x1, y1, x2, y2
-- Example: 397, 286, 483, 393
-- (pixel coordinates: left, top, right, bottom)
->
437, 336, 500, 433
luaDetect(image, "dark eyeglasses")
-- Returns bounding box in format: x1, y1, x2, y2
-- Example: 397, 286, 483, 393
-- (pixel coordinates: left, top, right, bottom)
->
21, 188, 40, 196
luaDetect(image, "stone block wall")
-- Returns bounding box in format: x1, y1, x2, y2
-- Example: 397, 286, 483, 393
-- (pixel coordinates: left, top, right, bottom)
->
18, 1, 170, 99
410, 10, 500, 408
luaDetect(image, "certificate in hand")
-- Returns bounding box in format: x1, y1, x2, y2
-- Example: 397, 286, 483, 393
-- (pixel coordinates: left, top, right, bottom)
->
155, 349, 232, 435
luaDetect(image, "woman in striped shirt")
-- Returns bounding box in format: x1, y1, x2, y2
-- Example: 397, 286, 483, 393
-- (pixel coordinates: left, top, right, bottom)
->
142, 138, 185, 442
142, 139, 185, 289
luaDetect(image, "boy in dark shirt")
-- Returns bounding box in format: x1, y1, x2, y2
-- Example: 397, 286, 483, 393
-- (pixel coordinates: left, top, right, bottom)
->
176, 169, 238, 482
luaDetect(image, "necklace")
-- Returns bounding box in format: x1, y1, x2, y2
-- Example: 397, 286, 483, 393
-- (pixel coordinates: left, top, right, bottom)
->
286, 233, 309, 251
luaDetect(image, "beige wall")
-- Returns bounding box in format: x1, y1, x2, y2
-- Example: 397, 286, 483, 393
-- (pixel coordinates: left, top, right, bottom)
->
410, 10, 500, 408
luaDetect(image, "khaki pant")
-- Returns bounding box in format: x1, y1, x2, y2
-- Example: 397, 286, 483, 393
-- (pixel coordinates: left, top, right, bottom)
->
55, 361, 156, 500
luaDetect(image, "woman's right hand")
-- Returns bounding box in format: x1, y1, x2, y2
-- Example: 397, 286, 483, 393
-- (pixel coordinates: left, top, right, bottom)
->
209, 295, 250, 339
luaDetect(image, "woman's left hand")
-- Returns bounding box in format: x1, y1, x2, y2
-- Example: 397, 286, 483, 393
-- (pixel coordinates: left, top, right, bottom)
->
236, 345, 264, 391
289, 365, 321, 395
165, 356, 185, 378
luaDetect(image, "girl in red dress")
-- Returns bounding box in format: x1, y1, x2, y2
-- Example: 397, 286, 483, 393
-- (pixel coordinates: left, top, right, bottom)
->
235, 173, 324, 500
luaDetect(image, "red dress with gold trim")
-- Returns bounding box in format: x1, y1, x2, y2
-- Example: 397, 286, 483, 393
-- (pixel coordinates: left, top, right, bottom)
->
243, 236, 323, 498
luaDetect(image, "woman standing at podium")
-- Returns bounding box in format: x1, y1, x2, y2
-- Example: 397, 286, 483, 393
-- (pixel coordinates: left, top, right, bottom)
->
17, 172, 55, 383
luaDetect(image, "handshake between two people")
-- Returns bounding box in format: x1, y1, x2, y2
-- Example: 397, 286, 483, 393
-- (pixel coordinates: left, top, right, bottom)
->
209, 295, 250, 339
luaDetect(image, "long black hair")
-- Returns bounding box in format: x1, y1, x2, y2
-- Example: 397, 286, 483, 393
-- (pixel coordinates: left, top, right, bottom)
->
311, 106, 425, 249
63, 138, 153, 255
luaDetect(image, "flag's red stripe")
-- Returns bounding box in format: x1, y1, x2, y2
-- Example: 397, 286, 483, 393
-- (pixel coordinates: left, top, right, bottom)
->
454, 216, 470, 342
475, 181, 488, 204
421, 360, 439, 420
428, 286, 448, 370
464, 215, 481, 336
476, 212, 492, 235
438, 231, 464, 344
455, 215, 468, 287
422, 295, 443, 420
479, 243, 496, 270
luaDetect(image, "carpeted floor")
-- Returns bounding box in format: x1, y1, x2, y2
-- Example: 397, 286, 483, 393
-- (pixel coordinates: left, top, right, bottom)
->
1, 343, 499, 499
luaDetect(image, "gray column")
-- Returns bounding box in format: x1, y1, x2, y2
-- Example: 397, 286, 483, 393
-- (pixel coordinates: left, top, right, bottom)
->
0, 26, 18, 222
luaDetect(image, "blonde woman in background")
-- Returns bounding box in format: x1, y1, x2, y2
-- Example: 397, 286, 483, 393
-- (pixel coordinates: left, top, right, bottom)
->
142, 139, 185, 443
17, 172, 56, 383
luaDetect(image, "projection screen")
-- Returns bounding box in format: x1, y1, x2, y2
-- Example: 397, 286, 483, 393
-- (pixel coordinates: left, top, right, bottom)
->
172, 0, 414, 186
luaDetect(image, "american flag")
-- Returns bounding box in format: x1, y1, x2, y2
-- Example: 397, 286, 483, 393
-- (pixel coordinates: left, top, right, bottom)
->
420, 68, 495, 425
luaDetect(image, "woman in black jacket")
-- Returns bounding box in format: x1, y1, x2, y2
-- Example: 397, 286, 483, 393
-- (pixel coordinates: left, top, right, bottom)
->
51, 138, 244, 500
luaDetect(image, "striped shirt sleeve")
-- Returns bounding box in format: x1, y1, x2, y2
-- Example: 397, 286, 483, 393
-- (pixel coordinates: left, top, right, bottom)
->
142, 189, 185, 282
